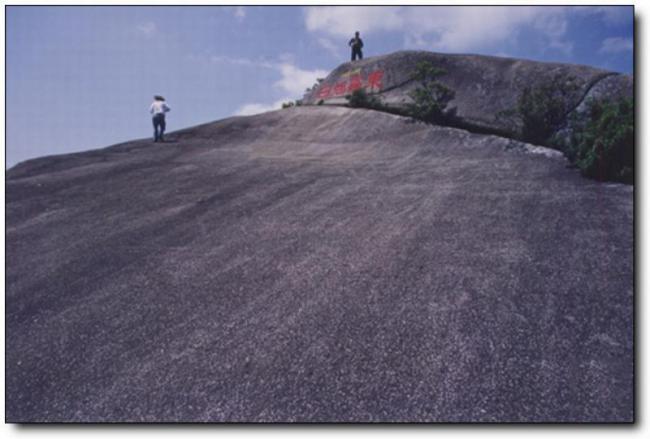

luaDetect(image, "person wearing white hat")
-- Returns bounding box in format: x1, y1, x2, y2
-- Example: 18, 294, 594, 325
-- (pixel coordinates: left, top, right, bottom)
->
149, 95, 171, 142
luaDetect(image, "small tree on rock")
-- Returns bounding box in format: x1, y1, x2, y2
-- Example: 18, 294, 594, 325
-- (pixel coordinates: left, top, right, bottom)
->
566, 97, 633, 183
345, 88, 384, 110
505, 74, 579, 146
406, 61, 455, 123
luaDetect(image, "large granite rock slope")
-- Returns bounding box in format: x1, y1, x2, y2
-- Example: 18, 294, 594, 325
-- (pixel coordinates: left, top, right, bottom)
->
6, 53, 634, 423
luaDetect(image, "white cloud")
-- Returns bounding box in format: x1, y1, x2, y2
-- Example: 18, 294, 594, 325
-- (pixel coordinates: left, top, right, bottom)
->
208, 54, 328, 98
531, 9, 573, 55
235, 98, 292, 116
304, 6, 403, 37
136, 22, 157, 38
599, 37, 633, 53
215, 57, 327, 116
578, 6, 632, 26
233, 6, 246, 22
317, 37, 343, 59
304, 6, 575, 55
209, 55, 274, 69
274, 63, 329, 96
234, 63, 327, 116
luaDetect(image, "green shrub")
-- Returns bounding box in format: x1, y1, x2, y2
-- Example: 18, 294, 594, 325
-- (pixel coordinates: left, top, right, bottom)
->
281, 100, 303, 109
405, 61, 455, 123
504, 74, 579, 145
345, 88, 384, 110
567, 97, 633, 183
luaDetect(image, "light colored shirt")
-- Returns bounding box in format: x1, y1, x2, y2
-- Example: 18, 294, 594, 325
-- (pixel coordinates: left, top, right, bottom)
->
150, 101, 171, 115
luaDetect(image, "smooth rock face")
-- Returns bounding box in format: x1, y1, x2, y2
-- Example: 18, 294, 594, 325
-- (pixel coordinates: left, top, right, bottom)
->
6, 106, 633, 422
303, 51, 631, 138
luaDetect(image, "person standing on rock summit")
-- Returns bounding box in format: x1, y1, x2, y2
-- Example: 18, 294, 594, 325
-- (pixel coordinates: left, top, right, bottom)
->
349, 31, 364, 61
149, 95, 170, 142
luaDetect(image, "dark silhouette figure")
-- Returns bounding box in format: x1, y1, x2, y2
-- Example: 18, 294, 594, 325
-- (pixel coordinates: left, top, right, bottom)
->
149, 95, 171, 142
349, 31, 364, 61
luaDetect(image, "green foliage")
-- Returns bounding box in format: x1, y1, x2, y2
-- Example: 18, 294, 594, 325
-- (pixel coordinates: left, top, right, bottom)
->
504, 75, 633, 183
281, 100, 303, 109
566, 97, 634, 183
508, 74, 579, 145
345, 88, 384, 110
405, 62, 455, 123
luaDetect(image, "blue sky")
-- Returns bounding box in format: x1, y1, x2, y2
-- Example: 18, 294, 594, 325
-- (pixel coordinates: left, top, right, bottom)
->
6, 5, 634, 167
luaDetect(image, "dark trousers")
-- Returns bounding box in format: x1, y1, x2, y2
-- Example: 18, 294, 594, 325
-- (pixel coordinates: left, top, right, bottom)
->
152, 114, 166, 142
351, 47, 363, 61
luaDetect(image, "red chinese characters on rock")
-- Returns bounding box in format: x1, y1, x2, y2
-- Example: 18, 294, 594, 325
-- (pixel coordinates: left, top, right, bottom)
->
315, 69, 384, 100
317, 85, 332, 99
347, 74, 363, 93
333, 82, 347, 96
367, 70, 384, 91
